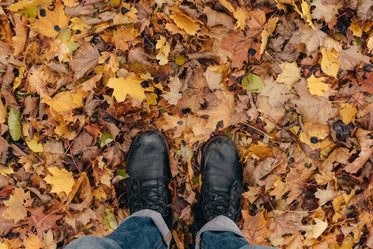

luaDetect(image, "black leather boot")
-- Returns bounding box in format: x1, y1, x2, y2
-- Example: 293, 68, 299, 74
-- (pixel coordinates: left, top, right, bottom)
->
125, 130, 172, 228
194, 136, 243, 233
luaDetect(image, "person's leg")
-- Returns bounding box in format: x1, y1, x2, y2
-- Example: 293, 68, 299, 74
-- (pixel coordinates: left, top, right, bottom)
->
65, 130, 173, 249
65, 210, 170, 249
193, 137, 276, 249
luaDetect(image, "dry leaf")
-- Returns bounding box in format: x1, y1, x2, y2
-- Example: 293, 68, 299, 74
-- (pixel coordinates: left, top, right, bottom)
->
44, 167, 75, 196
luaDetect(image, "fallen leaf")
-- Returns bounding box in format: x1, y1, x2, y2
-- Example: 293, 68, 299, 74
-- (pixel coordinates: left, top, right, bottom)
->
155, 35, 170, 65
344, 129, 373, 173
307, 75, 329, 97
2, 188, 32, 224
321, 48, 340, 78
339, 103, 357, 125
26, 207, 62, 239
44, 167, 75, 196
169, 6, 200, 35
311, 0, 339, 24
276, 62, 300, 89
339, 46, 370, 71
30, 4, 68, 38
293, 80, 334, 124
70, 42, 99, 80
163, 77, 183, 105
107, 74, 146, 104
8, 108, 21, 141
242, 210, 270, 245
23, 232, 46, 249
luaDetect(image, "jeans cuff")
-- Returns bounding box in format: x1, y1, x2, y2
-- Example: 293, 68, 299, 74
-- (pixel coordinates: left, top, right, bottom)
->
122, 209, 172, 248
195, 215, 246, 249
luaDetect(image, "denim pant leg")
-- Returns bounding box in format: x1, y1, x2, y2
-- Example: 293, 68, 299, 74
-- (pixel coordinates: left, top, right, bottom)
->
196, 215, 277, 249
65, 209, 171, 249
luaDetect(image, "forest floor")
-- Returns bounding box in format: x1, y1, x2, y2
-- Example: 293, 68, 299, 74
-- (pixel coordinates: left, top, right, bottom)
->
1, 0, 373, 248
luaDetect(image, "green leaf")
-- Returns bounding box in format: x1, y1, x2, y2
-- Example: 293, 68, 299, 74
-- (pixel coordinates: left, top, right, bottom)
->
20, 6, 38, 18
8, 108, 21, 141
241, 73, 264, 93
99, 134, 113, 147
104, 212, 118, 230
116, 169, 129, 178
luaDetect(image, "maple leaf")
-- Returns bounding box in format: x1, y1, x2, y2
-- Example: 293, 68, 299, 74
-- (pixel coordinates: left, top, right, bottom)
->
360, 73, 373, 94
289, 27, 327, 55
338, 46, 370, 71
307, 75, 329, 97
2, 188, 32, 224
320, 48, 340, 78
242, 210, 270, 245
155, 35, 170, 65
197, 89, 235, 133
311, 0, 340, 24
23, 232, 46, 249
41, 89, 84, 123
344, 129, 373, 173
30, 4, 68, 38
44, 167, 75, 196
339, 103, 357, 125
26, 207, 62, 239
70, 42, 99, 80
107, 74, 146, 104
0, 207, 20, 236
169, 6, 200, 35
293, 80, 334, 124
163, 77, 183, 105
276, 62, 300, 89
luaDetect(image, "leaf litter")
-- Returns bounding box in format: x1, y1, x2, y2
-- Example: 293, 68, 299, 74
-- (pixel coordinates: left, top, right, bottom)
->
1, 0, 373, 248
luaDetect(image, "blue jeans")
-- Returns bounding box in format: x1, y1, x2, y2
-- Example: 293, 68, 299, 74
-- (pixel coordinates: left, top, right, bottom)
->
65, 209, 276, 249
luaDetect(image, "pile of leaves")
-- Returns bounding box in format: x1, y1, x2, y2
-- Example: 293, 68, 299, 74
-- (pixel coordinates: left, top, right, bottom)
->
1, 0, 373, 247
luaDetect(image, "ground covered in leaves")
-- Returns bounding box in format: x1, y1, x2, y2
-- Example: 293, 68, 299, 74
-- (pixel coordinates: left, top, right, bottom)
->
1, 0, 373, 248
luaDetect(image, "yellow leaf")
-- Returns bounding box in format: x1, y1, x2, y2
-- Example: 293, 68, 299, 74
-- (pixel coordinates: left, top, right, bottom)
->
155, 36, 171, 66
7, 0, 52, 12
0, 165, 14, 176
24, 232, 45, 249
113, 3, 137, 25
26, 135, 44, 153
62, 0, 78, 7
307, 75, 329, 96
303, 218, 328, 239
30, 4, 68, 38
69, 17, 91, 31
367, 34, 373, 53
301, 0, 314, 29
270, 177, 289, 199
44, 167, 75, 196
276, 62, 300, 89
349, 19, 362, 37
339, 103, 357, 125
107, 74, 146, 104
41, 90, 84, 122
321, 48, 340, 78
0, 242, 8, 249
147, 92, 158, 105
299, 122, 331, 150
2, 188, 32, 223
233, 7, 248, 30
169, 7, 200, 35
219, 0, 235, 13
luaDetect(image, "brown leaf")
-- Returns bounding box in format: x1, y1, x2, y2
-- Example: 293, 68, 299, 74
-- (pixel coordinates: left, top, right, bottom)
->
242, 210, 270, 245
0, 207, 20, 236
70, 42, 99, 80
339, 46, 370, 71
344, 129, 373, 173
26, 206, 62, 239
